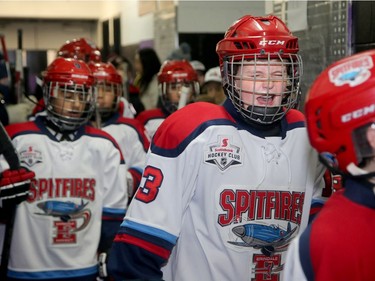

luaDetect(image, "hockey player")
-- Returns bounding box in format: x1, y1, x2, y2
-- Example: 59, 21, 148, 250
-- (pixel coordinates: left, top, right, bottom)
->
107, 15, 329, 281
31, 38, 135, 120
1, 57, 129, 280
88, 61, 150, 199
136, 59, 199, 138
58, 38, 136, 119
283, 50, 375, 281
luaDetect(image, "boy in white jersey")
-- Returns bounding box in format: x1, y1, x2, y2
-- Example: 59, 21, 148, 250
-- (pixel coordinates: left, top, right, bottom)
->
1, 57, 129, 280
88, 61, 150, 200
108, 15, 330, 281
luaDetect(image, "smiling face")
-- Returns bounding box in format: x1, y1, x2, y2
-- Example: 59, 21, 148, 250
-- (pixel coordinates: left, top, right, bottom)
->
219, 54, 302, 125
234, 59, 289, 110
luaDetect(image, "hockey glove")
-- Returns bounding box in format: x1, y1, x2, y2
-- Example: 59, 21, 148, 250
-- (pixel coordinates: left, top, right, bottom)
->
0, 167, 35, 208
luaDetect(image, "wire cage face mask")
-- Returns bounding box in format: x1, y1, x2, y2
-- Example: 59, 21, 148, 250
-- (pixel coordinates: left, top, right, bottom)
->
44, 82, 96, 131
159, 81, 199, 114
223, 52, 302, 125
96, 81, 122, 118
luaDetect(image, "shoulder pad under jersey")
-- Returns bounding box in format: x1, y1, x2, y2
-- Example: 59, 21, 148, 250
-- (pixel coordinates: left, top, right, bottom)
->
285, 109, 306, 128
152, 102, 235, 155
6, 121, 41, 139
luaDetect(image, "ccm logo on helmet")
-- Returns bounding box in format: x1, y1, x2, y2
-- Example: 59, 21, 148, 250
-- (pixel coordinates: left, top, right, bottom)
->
259, 39, 285, 46
341, 104, 375, 123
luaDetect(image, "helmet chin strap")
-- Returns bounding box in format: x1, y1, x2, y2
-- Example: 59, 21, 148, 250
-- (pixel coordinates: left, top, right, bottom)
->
246, 104, 283, 124
226, 86, 286, 125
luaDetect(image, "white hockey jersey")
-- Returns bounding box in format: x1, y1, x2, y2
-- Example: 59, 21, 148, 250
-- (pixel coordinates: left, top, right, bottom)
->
1, 116, 128, 280
100, 113, 150, 195
109, 100, 327, 281
136, 108, 167, 139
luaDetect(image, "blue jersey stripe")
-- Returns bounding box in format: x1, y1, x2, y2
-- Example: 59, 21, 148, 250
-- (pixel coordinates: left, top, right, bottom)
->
8, 265, 97, 279
121, 219, 177, 245
103, 207, 126, 216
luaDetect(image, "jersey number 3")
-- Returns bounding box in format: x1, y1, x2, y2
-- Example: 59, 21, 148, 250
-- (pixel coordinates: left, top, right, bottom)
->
135, 165, 164, 203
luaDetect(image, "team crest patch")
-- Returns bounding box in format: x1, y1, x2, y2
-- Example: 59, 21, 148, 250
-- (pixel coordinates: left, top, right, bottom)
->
329, 55, 373, 87
204, 136, 242, 171
19, 145, 43, 167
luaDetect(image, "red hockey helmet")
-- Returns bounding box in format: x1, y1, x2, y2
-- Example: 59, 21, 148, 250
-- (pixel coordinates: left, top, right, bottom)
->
42, 57, 96, 131
305, 49, 375, 174
158, 59, 198, 83
157, 60, 199, 113
216, 15, 302, 125
88, 61, 123, 117
216, 15, 299, 64
58, 38, 101, 62
88, 61, 122, 85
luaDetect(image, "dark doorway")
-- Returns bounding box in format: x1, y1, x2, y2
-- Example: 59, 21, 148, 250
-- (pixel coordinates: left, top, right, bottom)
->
102, 20, 110, 60
178, 33, 224, 70
113, 17, 121, 55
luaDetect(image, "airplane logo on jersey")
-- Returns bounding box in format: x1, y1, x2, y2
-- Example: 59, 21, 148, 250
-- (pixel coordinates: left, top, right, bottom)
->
35, 199, 91, 232
228, 222, 298, 256
18, 145, 43, 167
204, 136, 242, 171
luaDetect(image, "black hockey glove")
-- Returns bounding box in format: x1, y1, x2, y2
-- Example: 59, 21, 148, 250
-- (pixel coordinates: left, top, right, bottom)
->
0, 167, 35, 208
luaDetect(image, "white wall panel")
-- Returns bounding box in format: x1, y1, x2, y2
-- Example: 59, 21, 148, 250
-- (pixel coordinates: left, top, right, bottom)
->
177, 1, 265, 33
